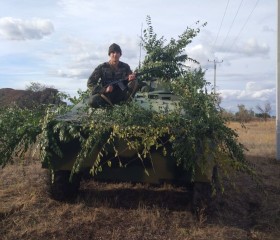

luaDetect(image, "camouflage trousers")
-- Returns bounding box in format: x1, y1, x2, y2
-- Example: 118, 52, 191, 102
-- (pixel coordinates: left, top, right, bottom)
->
88, 80, 138, 108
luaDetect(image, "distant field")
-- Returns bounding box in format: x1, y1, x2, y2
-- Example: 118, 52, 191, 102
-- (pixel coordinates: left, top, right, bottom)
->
229, 119, 275, 158
0, 120, 279, 240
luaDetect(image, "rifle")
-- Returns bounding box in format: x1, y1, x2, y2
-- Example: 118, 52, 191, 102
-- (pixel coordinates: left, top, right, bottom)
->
92, 69, 157, 95
92, 78, 128, 95
106, 78, 129, 90
93, 71, 142, 94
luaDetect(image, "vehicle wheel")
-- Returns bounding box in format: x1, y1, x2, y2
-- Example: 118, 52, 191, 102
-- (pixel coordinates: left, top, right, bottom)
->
191, 181, 212, 215
48, 170, 81, 201
191, 166, 219, 215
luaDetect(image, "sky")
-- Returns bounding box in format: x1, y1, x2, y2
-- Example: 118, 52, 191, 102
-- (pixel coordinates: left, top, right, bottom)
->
0, 0, 277, 114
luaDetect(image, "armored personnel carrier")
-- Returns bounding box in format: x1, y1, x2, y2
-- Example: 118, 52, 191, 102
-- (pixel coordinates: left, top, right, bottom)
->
42, 80, 217, 209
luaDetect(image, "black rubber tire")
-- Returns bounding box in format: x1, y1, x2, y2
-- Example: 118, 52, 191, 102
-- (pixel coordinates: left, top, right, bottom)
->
49, 170, 81, 201
191, 182, 212, 213
191, 166, 220, 215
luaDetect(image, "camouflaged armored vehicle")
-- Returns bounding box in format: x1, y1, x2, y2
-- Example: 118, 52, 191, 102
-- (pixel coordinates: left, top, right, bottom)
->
42, 79, 218, 208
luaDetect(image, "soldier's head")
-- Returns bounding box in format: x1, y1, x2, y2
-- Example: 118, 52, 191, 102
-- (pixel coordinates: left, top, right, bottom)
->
108, 43, 122, 56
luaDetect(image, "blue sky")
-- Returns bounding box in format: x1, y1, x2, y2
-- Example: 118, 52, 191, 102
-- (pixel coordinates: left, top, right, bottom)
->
0, 0, 277, 114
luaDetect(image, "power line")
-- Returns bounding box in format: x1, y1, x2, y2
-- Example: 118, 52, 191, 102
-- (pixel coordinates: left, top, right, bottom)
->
221, 0, 244, 48
212, 0, 230, 50
212, 0, 260, 53
230, 0, 260, 48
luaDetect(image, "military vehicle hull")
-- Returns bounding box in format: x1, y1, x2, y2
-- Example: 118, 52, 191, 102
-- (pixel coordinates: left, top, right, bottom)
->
43, 90, 217, 208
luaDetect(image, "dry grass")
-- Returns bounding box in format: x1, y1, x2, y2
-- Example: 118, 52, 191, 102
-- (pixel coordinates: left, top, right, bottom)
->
1, 120, 280, 240
228, 120, 275, 158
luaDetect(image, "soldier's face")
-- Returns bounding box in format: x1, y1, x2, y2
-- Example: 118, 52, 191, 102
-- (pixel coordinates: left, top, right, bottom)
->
109, 51, 121, 63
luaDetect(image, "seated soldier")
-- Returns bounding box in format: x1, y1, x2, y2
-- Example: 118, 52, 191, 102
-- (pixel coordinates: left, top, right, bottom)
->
87, 43, 137, 108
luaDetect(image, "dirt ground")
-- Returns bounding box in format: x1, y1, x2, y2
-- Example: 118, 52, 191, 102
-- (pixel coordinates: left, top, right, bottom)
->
1, 120, 279, 240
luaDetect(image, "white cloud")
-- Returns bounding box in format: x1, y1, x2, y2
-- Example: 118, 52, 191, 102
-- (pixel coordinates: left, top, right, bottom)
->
212, 37, 270, 58
56, 68, 91, 79
0, 17, 54, 40
220, 85, 275, 102
241, 38, 269, 56
246, 81, 263, 91
186, 44, 209, 65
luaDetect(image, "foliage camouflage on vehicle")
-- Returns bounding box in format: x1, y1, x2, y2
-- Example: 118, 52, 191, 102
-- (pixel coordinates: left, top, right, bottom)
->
0, 16, 256, 207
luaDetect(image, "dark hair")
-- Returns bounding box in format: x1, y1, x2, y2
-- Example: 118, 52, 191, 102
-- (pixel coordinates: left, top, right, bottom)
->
108, 43, 122, 56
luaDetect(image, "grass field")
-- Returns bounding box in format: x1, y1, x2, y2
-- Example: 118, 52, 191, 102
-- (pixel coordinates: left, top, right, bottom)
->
0, 120, 279, 240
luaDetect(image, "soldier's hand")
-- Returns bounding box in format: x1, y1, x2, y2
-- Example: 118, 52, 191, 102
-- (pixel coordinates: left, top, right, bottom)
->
105, 85, 113, 93
128, 73, 136, 81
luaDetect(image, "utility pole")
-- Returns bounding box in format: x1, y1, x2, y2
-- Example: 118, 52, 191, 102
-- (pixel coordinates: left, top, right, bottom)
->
208, 59, 223, 94
277, 0, 280, 160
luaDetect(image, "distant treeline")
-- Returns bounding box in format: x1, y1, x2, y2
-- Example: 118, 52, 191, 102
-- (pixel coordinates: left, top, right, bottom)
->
221, 103, 272, 122
0, 86, 64, 109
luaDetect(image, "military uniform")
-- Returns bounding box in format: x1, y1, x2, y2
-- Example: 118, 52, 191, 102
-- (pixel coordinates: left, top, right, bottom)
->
87, 61, 137, 108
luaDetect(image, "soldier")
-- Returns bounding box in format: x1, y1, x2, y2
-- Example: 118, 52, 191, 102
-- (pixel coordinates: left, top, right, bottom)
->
87, 43, 137, 108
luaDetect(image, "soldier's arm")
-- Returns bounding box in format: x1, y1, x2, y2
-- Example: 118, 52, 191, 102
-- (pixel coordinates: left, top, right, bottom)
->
87, 64, 103, 90
124, 63, 135, 81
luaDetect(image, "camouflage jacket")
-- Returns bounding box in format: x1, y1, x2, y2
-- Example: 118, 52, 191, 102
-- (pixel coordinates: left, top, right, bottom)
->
87, 61, 132, 91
